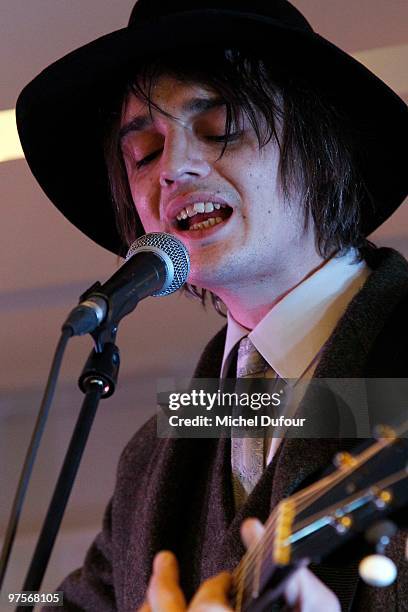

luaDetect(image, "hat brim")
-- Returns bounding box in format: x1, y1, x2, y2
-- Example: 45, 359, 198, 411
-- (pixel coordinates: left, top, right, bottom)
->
16, 10, 408, 255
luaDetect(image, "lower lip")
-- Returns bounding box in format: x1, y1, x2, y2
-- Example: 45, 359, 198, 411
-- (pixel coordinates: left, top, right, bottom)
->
173, 215, 232, 240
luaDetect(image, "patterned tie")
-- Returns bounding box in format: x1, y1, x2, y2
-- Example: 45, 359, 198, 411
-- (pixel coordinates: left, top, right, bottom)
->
231, 336, 271, 509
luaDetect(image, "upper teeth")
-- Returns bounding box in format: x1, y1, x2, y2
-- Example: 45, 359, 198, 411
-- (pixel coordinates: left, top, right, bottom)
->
176, 202, 224, 221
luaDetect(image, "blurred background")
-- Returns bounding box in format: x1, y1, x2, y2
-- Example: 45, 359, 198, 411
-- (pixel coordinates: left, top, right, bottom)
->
0, 1, 407, 608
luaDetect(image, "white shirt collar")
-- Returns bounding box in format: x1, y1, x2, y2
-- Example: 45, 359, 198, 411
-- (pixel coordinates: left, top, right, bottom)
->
221, 249, 371, 379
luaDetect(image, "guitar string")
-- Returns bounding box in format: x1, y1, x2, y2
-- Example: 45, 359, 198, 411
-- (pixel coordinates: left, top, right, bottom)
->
231, 420, 408, 601
292, 429, 407, 517
232, 462, 408, 606
231, 434, 406, 602
233, 436, 392, 584
289, 468, 408, 537
233, 412, 408, 589
234, 434, 400, 594
231, 509, 280, 604
231, 456, 370, 595
231, 466, 408, 607
268, 419, 407, 520
293, 414, 408, 511
291, 437, 393, 513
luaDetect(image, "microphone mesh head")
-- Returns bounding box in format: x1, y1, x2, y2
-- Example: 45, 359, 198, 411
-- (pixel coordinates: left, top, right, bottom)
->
125, 232, 190, 297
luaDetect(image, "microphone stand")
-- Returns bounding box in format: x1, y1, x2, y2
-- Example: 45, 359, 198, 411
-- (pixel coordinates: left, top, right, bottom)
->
14, 236, 184, 608
17, 327, 120, 612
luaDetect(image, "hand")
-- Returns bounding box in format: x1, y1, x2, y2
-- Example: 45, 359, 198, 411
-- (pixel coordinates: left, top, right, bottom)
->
241, 520, 341, 612
138, 552, 231, 611
138, 519, 341, 611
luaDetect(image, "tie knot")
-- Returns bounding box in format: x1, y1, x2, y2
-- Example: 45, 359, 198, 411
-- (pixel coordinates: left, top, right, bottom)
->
237, 337, 269, 377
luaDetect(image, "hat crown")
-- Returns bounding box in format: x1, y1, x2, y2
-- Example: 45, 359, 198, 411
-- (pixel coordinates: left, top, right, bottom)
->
128, 0, 313, 32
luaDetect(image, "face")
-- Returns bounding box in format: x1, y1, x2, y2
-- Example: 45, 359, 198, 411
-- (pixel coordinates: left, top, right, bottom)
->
120, 75, 316, 295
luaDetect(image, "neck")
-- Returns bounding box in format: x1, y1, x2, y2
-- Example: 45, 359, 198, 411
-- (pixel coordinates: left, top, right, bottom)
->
215, 254, 328, 329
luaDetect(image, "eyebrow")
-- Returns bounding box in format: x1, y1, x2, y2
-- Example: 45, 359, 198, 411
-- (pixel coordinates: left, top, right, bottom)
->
119, 96, 226, 141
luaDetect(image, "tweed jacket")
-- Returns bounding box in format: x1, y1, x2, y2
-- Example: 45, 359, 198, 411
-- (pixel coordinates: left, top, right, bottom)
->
52, 247, 408, 612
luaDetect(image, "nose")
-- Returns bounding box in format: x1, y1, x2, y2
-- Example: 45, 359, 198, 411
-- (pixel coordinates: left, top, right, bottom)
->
159, 130, 211, 188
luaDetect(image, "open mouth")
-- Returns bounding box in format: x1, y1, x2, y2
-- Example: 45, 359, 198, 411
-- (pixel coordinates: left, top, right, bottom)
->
175, 202, 233, 232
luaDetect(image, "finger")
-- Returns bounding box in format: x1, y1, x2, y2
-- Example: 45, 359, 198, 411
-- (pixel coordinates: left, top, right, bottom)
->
147, 551, 187, 612
190, 572, 232, 611
240, 518, 265, 550
284, 567, 341, 612
152, 550, 180, 583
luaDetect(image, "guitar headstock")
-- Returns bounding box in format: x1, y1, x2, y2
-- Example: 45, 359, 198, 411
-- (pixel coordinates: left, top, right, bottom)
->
232, 432, 408, 611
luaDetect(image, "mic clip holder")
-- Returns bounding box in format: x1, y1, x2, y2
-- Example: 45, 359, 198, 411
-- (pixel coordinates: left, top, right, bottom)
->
80, 280, 141, 353
78, 341, 120, 399
77, 285, 121, 398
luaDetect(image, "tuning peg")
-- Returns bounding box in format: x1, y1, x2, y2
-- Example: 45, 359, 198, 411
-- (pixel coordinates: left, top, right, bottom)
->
373, 424, 396, 439
333, 451, 357, 469
359, 554, 397, 587
359, 520, 398, 587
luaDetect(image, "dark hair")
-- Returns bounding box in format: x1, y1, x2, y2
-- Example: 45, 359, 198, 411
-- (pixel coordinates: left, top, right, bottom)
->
103, 48, 373, 314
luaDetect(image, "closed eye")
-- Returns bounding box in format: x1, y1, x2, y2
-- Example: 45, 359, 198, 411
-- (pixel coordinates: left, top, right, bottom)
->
206, 131, 243, 143
134, 131, 243, 169
136, 148, 163, 169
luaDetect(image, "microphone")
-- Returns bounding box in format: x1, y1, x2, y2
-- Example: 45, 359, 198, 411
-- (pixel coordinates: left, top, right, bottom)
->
63, 232, 190, 336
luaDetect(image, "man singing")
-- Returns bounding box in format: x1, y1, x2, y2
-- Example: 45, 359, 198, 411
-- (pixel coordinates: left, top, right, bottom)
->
16, 1, 407, 610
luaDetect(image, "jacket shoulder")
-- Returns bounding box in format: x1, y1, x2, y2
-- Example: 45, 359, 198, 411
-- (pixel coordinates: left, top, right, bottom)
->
365, 286, 408, 376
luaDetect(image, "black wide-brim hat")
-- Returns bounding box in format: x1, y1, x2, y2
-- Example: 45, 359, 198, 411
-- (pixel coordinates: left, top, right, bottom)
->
17, 0, 407, 256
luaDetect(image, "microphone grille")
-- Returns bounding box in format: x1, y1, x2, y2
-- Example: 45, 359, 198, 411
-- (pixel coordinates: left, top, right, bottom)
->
125, 232, 190, 296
